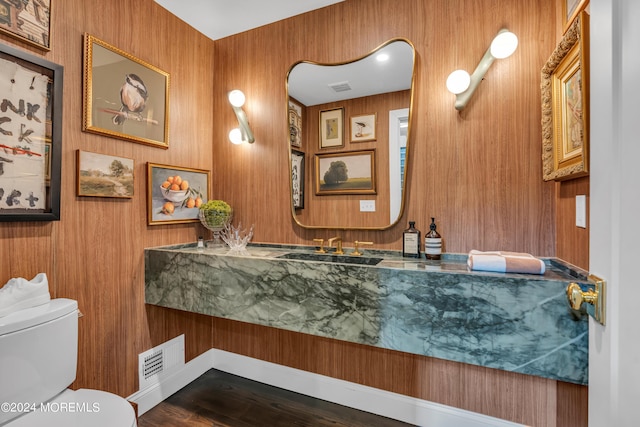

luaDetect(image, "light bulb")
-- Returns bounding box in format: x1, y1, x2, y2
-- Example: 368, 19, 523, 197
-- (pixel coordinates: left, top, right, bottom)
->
228, 90, 245, 108
446, 70, 471, 95
229, 128, 243, 144
490, 31, 518, 59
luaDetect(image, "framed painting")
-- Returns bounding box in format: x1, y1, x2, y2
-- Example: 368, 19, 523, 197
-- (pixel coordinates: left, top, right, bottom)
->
147, 163, 209, 225
350, 113, 377, 143
76, 150, 134, 198
0, 0, 51, 50
291, 149, 305, 209
319, 107, 344, 149
563, 0, 589, 33
289, 99, 302, 148
315, 149, 376, 195
541, 11, 589, 181
0, 42, 62, 221
83, 34, 170, 149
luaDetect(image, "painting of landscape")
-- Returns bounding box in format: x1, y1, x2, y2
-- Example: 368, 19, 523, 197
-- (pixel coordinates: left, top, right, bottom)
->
77, 150, 134, 198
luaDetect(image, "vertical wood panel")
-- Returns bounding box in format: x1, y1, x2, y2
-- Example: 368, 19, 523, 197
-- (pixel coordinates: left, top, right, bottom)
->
0, 0, 215, 397
556, 178, 590, 269
212, 0, 558, 257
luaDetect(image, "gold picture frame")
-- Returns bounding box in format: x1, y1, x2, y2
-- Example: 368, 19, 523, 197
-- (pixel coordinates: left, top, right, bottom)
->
541, 11, 589, 181
0, 0, 51, 50
146, 163, 210, 225
319, 107, 344, 149
350, 113, 377, 143
83, 34, 170, 149
315, 149, 376, 195
562, 0, 589, 34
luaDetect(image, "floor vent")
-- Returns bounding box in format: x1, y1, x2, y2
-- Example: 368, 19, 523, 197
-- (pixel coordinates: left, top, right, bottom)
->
138, 334, 185, 390
143, 350, 163, 379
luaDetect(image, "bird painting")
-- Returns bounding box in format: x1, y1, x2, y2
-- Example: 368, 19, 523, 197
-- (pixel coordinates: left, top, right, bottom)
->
112, 73, 148, 125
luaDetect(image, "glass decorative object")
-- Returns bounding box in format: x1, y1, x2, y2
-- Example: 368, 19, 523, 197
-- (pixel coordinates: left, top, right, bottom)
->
198, 200, 233, 247
221, 222, 254, 255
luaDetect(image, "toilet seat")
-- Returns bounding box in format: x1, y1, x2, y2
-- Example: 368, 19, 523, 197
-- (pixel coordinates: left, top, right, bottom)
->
6, 388, 137, 427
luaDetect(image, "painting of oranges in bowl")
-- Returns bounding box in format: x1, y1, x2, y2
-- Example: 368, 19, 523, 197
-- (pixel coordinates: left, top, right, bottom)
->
147, 163, 210, 225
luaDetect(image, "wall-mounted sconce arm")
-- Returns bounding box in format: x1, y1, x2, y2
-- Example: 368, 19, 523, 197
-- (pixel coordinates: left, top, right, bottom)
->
447, 29, 518, 111
228, 90, 255, 144
231, 105, 255, 143
454, 48, 495, 111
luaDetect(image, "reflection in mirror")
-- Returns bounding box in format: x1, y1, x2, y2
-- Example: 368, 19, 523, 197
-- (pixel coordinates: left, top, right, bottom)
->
287, 38, 415, 230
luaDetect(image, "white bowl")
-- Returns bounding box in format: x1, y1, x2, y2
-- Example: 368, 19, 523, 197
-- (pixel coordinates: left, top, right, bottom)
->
160, 185, 188, 203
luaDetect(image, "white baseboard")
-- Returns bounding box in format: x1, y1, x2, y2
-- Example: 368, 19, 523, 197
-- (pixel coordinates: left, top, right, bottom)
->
129, 349, 524, 427
127, 350, 213, 416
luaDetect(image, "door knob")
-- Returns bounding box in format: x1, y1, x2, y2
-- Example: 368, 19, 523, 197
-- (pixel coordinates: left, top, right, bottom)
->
566, 274, 606, 325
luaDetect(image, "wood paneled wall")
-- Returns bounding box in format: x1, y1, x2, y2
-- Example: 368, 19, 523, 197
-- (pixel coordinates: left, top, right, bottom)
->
0, 0, 216, 396
0, 0, 589, 426
213, 0, 560, 256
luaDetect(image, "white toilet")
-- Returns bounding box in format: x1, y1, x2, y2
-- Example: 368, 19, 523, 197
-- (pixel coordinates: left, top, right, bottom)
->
0, 298, 137, 426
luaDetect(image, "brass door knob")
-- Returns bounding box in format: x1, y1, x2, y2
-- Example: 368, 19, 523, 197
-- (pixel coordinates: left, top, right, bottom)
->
566, 282, 597, 311
566, 275, 606, 325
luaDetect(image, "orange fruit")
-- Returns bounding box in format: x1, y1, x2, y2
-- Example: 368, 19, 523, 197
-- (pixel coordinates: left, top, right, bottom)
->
161, 202, 174, 215
167, 176, 174, 183
194, 197, 202, 207
186, 197, 195, 208
174, 176, 183, 185
170, 183, 181, 191
161, 181, 171, 189
180, 180, 189, 190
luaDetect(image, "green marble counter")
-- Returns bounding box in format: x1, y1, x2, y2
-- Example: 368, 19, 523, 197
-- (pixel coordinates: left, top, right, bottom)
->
145, 243, 590, 384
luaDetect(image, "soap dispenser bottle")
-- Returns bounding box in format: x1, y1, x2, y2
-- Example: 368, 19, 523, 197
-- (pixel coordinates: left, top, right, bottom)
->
425, 217, 442, 260
403, 221, 421, 258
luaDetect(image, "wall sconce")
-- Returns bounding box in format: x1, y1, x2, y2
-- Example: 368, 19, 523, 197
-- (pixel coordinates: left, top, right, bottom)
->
446, 29, 518, 111
228, 89, 255, 144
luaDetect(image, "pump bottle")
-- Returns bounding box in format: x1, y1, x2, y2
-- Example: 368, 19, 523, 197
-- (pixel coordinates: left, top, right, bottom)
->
425, 217, 442, 260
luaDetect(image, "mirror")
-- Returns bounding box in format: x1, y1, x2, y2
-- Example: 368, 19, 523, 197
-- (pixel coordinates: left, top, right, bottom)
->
287, 38, 415, 230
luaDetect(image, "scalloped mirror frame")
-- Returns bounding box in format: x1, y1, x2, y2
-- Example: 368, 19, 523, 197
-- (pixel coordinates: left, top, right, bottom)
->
286, 38, 416, 230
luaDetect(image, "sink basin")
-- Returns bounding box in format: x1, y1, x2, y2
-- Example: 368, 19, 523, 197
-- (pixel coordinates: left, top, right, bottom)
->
277, 252, 383, 266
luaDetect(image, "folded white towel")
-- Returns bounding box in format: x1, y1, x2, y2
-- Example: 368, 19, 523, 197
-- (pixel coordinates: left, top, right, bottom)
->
467, 250, 545, 275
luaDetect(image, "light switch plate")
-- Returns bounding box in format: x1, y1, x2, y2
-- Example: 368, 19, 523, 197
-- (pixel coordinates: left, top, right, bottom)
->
360, 200, 375, 212
576, 195, 586, 228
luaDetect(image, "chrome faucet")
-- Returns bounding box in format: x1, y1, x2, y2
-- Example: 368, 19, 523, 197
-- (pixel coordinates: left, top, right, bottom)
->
327, 237, 344, 254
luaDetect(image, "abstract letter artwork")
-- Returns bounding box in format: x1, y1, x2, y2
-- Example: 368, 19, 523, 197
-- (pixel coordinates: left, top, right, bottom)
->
0, 57, 49, 211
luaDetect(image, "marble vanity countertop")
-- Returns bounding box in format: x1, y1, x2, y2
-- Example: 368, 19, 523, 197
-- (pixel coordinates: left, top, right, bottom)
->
145, 242, 589, 385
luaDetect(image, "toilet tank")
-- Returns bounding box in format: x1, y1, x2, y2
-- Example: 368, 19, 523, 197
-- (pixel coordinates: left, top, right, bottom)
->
0, 298, 78, 425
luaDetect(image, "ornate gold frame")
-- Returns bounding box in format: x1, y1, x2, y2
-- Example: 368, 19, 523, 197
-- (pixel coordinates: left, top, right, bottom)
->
541, 11, 589, 181
82, 34, 170, 149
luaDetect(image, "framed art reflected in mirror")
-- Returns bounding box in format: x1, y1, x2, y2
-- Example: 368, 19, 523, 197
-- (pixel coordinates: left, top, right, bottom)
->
315, 149, 376, 196
291, 150, 304, 209
319, 107, 344, 149
289, 99, 302, 148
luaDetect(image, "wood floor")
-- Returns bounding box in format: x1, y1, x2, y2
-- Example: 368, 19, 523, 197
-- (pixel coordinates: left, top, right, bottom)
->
137, 369, 415, 427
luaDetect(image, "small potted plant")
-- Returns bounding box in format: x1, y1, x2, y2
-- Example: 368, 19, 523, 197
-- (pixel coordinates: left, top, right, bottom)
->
198, 200, 232, 246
